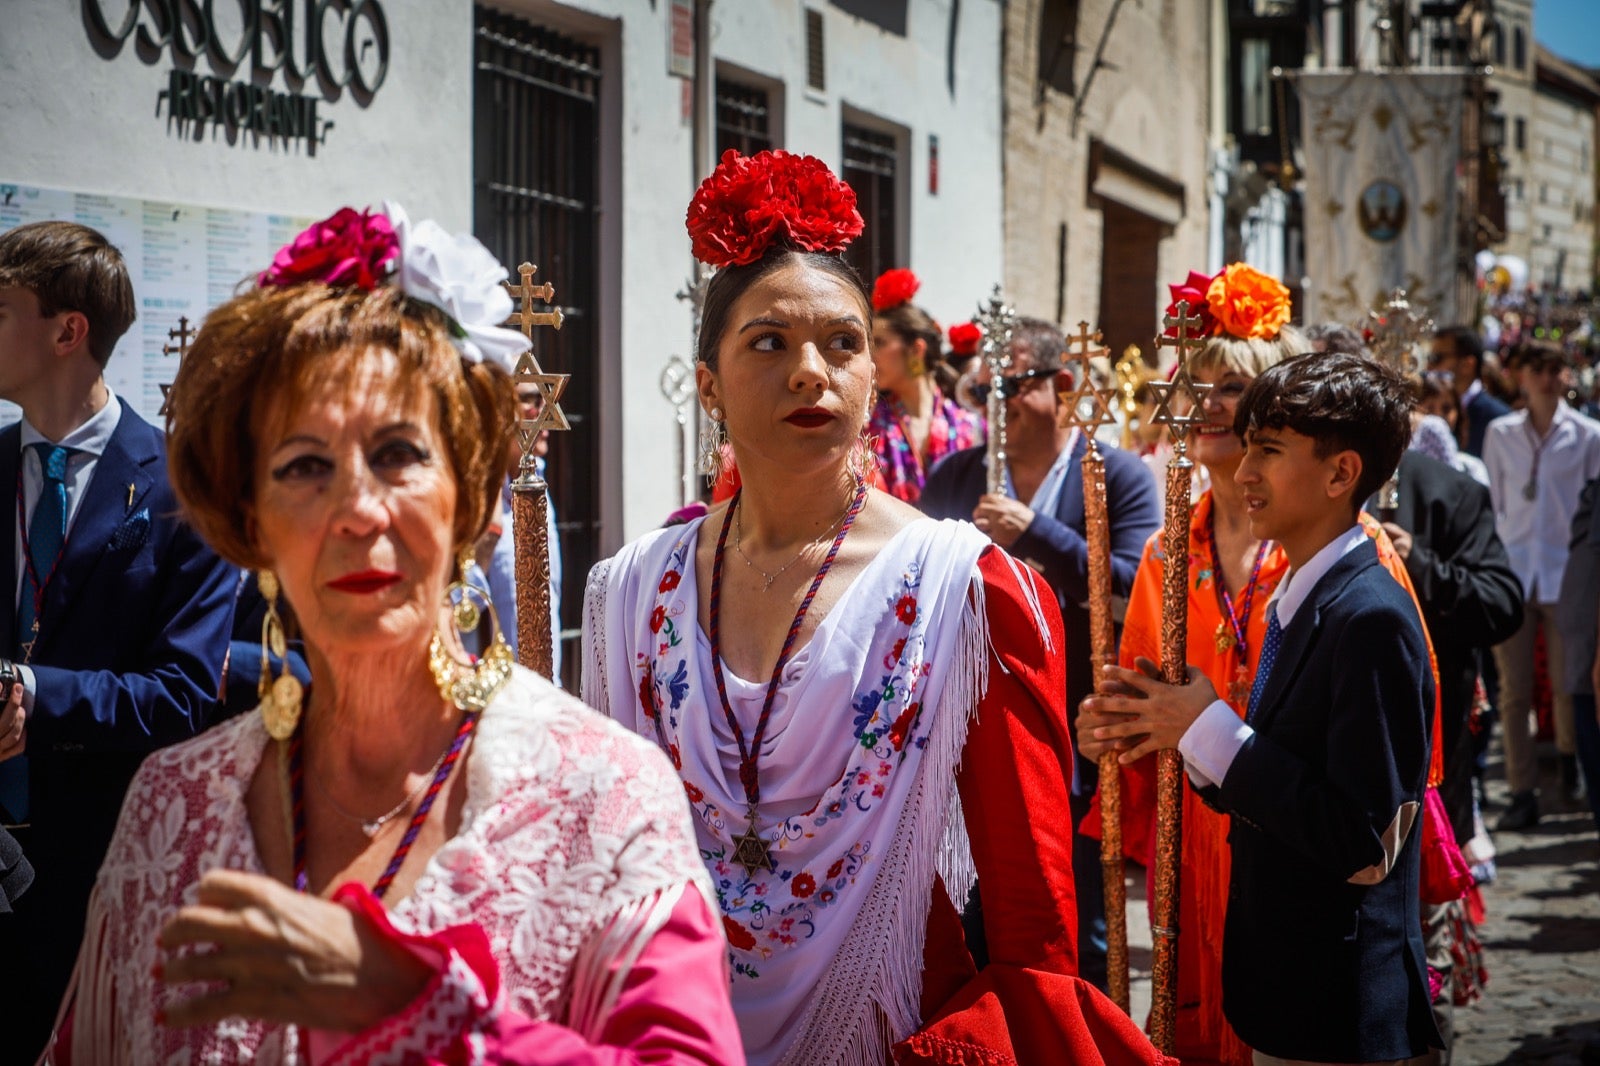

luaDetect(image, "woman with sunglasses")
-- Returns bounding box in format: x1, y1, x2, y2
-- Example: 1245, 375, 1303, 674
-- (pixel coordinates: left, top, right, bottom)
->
584, 150, 1163, 1066
1078, 265, 1444, 1066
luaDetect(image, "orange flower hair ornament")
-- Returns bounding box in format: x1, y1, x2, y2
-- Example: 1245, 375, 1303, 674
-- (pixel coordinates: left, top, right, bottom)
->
686, 149, 865, 268
872, 268, 921, 312
1162, 263, 1293, 341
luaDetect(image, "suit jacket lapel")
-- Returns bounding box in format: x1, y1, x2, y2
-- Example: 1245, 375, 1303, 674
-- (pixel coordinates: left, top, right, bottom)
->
0, 425, 19, 657
1251, 539, 1379, 732
40, 403, 157, 653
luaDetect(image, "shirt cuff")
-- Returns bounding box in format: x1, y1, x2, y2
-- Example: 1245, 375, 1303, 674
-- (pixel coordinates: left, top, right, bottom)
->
16, 665, 35, 713
1178, 699, 1254, 788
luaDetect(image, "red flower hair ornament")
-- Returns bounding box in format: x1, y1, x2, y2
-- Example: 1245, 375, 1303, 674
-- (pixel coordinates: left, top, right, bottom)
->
1161, 263, 1293, 342
947, 321, 982, 358
686, 149, 865, 268
872, 268, 921, 312
1162, 269, 1220, 339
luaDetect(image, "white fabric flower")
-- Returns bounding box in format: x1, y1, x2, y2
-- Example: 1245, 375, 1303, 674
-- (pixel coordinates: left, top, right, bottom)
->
384, 201, 531, 371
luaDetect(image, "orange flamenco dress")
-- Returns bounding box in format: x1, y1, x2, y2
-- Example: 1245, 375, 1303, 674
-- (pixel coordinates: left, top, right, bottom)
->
1083, 494, 1443, 1066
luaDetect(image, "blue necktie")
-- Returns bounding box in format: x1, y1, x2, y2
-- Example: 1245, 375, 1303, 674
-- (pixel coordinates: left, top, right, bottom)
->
2, 444, 72, 824
1246, 603, 1283, 725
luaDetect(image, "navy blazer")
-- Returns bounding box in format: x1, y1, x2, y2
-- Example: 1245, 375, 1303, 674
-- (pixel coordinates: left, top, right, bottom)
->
1198, 538, 1441, 1062
1462, 388, 1510, 458
920, 436, 1161, 740
0, 399, 236, 1045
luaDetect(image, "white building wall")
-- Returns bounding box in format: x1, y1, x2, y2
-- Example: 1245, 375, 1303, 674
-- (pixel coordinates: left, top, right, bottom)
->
1527, 84, 1597, 291
0, 0, 475, 228
519, 0, 1005, 544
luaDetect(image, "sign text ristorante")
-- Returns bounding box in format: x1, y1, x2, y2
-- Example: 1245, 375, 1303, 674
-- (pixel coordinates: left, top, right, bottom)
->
85, 0, 391, 154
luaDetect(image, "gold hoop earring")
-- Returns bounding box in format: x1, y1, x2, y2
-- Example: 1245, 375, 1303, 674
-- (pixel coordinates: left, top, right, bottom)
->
907, 351, 926, 378
257, 570, 303, 741
429, 550, 514, 712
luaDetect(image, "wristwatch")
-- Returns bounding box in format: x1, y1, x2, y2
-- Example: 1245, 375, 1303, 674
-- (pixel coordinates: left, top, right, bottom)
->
0, 658, 17, 695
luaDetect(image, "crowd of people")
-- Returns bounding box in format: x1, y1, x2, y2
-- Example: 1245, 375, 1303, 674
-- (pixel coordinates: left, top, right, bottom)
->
0, 146, 1594, 1065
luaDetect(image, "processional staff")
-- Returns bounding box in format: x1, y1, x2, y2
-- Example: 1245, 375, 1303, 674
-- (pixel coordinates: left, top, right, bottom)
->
972, 287, 1018, 495
1366, 288, 1433, 520
1144, 301, 1212, 1053
1057, 320, 1131, 1014
159, 315, 197, 417
502, 262, 567, 679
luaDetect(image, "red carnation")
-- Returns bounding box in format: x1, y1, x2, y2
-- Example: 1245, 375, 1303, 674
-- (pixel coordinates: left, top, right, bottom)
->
948, 321, 982, 357
1162, 269, 1220, 339
722, 916, 758, 951
791, 872, 817, 898
686, 149, 865, 268
259, 207, 399, 289
659, 571, 682, 593
872, 268, 921, 312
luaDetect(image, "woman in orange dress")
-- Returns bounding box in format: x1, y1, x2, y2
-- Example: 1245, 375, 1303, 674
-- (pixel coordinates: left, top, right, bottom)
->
1079, 265, 1444, 1066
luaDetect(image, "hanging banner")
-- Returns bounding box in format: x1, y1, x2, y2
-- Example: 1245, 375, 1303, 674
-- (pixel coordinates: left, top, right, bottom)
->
1294, 70, 1466, 325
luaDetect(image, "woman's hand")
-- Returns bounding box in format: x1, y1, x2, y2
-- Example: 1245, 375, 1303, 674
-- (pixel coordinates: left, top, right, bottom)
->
157, 869, 432, 1033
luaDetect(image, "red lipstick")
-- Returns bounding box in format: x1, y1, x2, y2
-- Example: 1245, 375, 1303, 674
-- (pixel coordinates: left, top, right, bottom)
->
784, 406, 836, 428
327, 570, 403, 594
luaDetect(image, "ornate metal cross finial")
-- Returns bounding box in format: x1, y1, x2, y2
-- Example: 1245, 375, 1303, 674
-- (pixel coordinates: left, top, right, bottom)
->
159, 315, 197, 417
1365, 287, 1434, 373
1059, 321, 1119, 449
973, 285, 1019, 496
502, 262, 569, 477
1150, 301, 1213, 448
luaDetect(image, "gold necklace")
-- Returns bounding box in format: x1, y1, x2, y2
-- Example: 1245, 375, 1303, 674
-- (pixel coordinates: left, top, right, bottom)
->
733, 498, 853, 593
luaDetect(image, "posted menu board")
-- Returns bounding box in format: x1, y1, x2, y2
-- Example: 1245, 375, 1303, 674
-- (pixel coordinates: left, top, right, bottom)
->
0, 182, 312, 427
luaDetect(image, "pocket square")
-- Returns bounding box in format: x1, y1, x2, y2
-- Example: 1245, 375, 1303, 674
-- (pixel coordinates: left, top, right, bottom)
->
111, 508, 151, 552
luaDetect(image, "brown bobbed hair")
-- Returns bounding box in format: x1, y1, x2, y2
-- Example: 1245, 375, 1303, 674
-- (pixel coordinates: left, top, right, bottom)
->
1188, 325, 1312, 380
166, 284, 516, 570
876, 302, 944, 366
0, 220, 137, 366
696, 248, 871, 371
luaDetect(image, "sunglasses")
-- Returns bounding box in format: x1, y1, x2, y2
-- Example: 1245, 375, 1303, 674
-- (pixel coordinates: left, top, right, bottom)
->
966, 367, 1057, 405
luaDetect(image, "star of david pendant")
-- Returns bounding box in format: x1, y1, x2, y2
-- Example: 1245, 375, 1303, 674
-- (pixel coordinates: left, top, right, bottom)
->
731, 814, 776, 877
1214, 623, 1235, 655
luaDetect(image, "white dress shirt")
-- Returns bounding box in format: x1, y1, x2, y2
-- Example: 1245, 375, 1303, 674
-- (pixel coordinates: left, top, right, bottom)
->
13, 390, 123, 695
1177, 523, 1369, 788
1483, 403, 1600, 604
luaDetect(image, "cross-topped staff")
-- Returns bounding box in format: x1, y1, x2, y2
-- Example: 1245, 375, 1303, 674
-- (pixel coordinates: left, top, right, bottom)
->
1058, 321, 1131, 1014
1144, 300, 1213, 1054
973, 286, 1018, 496
663, 266, 712, 508
159, 315, 196, 417
503, 261, 567, 679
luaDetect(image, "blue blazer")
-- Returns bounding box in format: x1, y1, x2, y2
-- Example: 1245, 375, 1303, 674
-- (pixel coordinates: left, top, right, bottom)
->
920, 436, 1161, 781
1462, 388, 1510, 458
1197, 538, 1441, 1062
0, 400, 236, 1029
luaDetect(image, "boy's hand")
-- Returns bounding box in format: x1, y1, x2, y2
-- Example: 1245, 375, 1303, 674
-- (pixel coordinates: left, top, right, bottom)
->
1082, 656, 1218, 764
1076, 661, 1157, 760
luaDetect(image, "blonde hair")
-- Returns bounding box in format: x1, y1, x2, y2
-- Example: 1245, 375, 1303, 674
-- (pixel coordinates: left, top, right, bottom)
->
1187, 324, 1311, 379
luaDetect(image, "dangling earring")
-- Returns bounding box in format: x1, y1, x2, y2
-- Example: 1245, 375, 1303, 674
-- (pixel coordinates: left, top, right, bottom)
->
906, 347, 927, 379
257, 570, 303, 741
697, 406, 727, 480
429, 549, 515, 711
848, 431, 875, 487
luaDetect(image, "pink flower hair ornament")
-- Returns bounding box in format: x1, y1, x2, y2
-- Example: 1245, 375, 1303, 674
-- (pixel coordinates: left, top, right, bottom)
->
258, 202, 530, 370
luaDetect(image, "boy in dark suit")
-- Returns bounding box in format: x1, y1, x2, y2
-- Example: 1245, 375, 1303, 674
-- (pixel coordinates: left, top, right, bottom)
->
1086, 352, 1441, 1064
0, 220, 237, 1056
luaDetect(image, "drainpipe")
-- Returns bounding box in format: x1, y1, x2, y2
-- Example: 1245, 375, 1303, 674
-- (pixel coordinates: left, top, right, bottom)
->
693, 0, 716, 186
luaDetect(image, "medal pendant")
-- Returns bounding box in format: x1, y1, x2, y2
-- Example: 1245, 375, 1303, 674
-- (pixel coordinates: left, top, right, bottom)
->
731, 813, 776, 877
1214, 623, 1235, 655
1522, 480, 1537, 502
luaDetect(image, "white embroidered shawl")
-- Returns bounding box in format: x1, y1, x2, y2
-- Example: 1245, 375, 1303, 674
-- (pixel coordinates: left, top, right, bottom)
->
61, 666, 715, 1065
583, 517, 991, 1066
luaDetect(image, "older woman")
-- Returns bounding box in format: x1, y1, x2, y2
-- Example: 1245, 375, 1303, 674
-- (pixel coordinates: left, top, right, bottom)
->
584, 150, 1160, 1066
1079, 266, 1447, 1066
47, 206, 742, 1064
865, 269, 982, 505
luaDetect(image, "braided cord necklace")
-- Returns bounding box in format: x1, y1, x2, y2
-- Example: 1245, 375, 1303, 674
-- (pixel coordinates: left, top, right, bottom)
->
708, 480, 867, 877
286, 709, 481, 900
1205, 505, 1270, 703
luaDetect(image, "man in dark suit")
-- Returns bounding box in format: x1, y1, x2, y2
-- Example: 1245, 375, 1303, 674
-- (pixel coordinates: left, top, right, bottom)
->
920, 316, 1160, 987
1089, 352, 1441, 1063
1430, 325, 1510, 458
0, 221, 237, 1056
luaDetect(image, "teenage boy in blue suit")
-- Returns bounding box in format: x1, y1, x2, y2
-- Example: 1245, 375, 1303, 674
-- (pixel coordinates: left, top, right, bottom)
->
0, 220, 237, 1057
1085, 352, 1441, 1064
